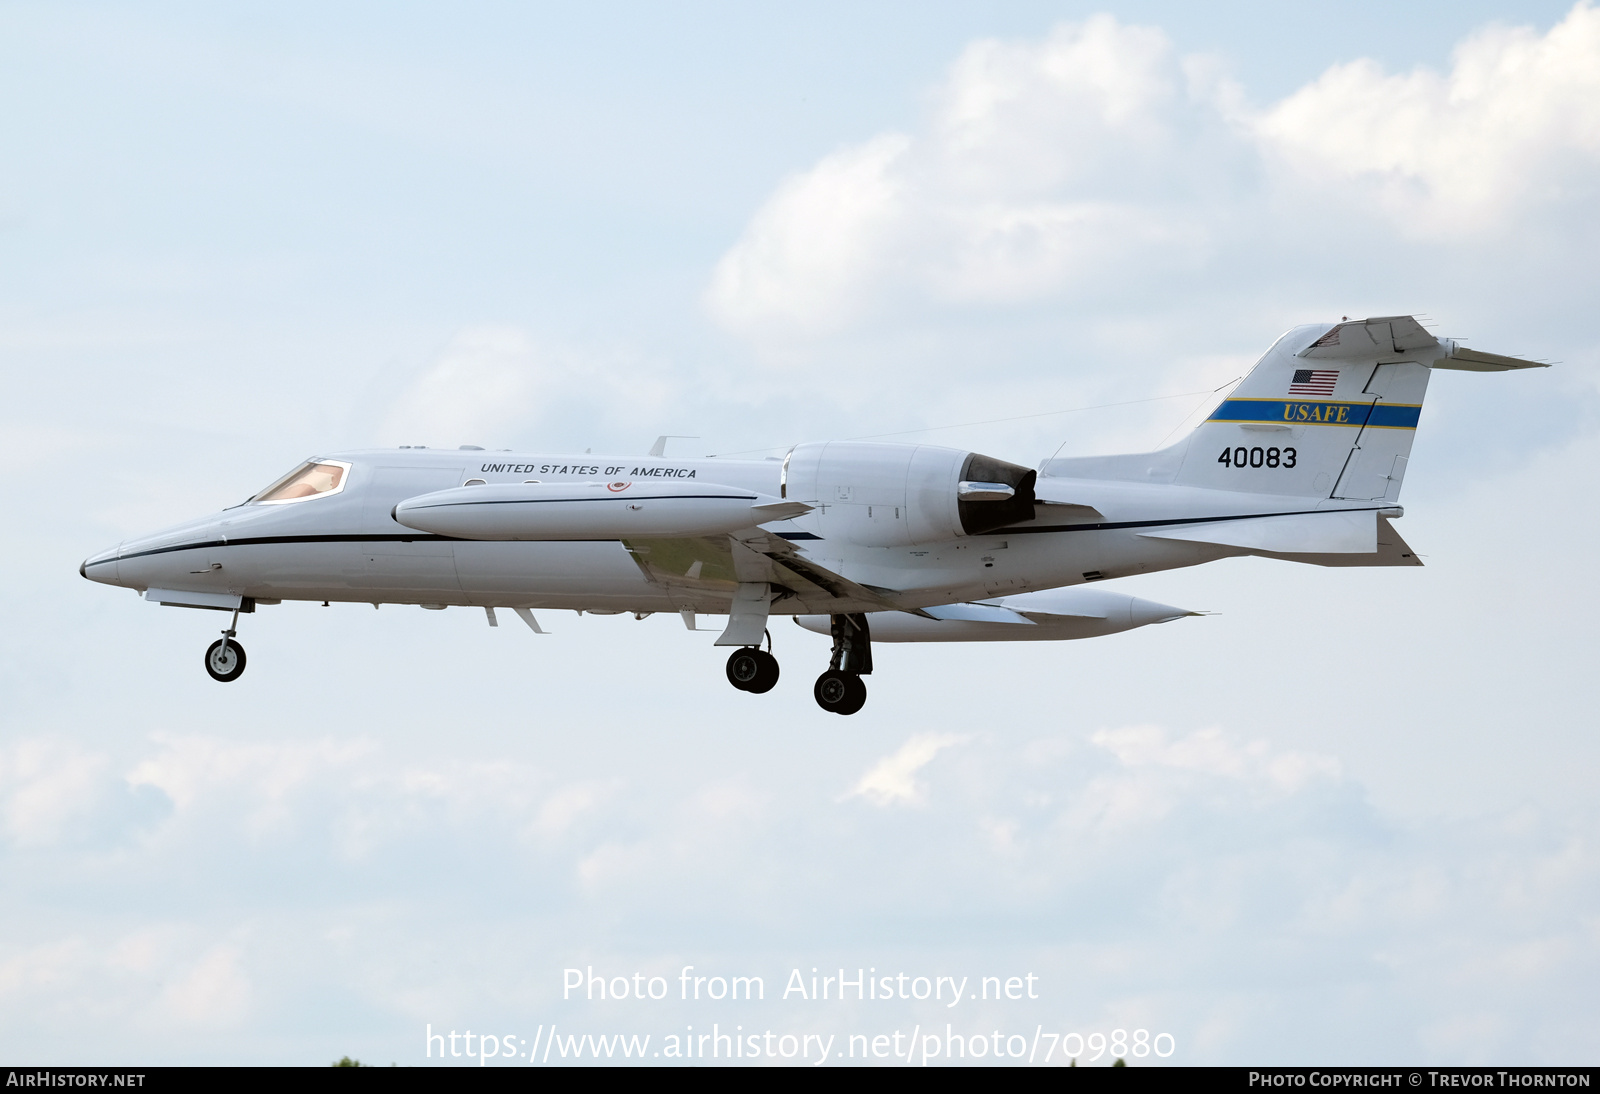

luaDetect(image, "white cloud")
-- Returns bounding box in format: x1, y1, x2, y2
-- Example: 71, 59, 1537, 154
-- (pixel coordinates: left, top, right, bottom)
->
848, 732, 967, 806
161, 944, 252, 1028
705, 135, 911, 339
706, 17, 1219, 339
707, 5, 1600, 344
530, 781, 618, 840
0, 939, 89, 999
1091, 725, 1341, 791
374, 325, 692, 452
0, 741, 110, 846
0, 720, 1593, 1060
378, 326, 557, 447
1256, 3, 1600, 232
1053, 726, 1344, 842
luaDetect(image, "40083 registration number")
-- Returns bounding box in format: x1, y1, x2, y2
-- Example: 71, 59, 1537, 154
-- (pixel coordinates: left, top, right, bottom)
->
1217, 446, 1297, 469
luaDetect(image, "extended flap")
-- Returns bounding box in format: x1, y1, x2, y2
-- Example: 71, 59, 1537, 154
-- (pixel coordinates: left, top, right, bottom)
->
623, 531, 902, 616
1138, 509, 1377, 554
921, 602, 1035, 625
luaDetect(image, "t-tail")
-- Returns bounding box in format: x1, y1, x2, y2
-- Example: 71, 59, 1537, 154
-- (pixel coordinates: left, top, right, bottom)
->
1042, 315, 1547, 501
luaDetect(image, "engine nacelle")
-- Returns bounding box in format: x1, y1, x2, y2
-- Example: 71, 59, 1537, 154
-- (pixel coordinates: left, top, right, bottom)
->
782, 442, 1036, 547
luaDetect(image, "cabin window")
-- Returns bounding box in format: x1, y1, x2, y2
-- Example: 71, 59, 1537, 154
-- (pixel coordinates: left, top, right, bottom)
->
253, 460, 351, 504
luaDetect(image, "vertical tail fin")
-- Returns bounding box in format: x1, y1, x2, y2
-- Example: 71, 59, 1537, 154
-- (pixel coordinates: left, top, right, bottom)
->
1043, 316, 1543, 499
1178, 317, 1435, 500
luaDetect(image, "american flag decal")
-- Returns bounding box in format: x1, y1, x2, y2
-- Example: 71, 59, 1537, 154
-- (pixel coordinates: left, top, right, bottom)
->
1289, 368, 1338, 396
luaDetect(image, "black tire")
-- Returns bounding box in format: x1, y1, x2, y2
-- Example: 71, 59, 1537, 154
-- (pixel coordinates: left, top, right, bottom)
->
746, 650, 779, 694
840, 673, 867, 715
726, 648, 780, 694
726, 648, 761, 691
204, 638, 246, 683
814, 670, 865, 715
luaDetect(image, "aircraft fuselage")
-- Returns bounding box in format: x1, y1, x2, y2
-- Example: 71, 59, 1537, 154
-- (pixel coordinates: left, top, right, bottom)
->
81, 447, 1289, 615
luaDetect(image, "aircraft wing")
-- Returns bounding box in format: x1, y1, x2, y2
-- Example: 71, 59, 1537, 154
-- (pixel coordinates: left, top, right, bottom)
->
621, 529, 901, 614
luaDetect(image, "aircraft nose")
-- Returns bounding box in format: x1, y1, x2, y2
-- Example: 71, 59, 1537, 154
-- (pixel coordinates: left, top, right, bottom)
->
80, 544, 124, 586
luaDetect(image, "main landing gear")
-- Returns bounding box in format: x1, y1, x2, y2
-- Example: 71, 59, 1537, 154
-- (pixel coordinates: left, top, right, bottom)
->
204, 608, 247, 683
722, 613, 873, 715
813, 670, 866, 717
814, 613, 871, 716
726, 634, 780, 694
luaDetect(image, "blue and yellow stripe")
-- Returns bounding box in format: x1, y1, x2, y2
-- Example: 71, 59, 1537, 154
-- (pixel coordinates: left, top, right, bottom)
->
1207, 398, 1421, 430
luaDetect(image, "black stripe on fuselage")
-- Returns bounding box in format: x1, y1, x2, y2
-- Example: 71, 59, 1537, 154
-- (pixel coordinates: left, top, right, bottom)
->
1001, 506, 1383, 536
97, 506, 1383, 565
104, 532, 465, 563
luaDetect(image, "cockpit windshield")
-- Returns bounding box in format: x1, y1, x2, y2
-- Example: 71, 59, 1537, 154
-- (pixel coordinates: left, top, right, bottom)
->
252, 460, 350, 504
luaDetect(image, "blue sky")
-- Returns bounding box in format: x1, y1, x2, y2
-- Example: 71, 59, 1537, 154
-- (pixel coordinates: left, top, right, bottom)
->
3, 0, 1598, 1065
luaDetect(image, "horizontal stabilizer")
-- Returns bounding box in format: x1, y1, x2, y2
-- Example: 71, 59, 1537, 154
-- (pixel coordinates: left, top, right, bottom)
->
1300, 315, 1439, 359
1138, 509, 1377, 554
1433, 341, 1550, 372
1255, 515, 1422, 568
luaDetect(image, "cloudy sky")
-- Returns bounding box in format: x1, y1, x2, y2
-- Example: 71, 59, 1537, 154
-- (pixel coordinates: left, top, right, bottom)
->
3, 0, 1598, 1066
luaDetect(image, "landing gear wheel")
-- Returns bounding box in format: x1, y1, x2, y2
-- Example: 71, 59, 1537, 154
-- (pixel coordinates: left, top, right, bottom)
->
814, 670, 866, 715
204, 638, 247, 682
726, 648, 780, 693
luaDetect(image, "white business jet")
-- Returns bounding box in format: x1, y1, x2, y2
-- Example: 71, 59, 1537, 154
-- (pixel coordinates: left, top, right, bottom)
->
81, 317, 1543, 714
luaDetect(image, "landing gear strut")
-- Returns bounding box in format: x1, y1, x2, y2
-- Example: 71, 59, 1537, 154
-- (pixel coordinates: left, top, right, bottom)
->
814, 613, 871, 715
725, 630, 779, 694
204, 608, 247, 683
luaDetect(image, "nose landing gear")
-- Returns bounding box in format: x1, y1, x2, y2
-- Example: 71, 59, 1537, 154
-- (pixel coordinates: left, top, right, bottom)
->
204, 609, 247, 682
813, 613, 872, 716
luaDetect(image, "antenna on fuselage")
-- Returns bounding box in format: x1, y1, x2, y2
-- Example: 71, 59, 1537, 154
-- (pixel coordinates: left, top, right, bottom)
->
649, 435, 699, 457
